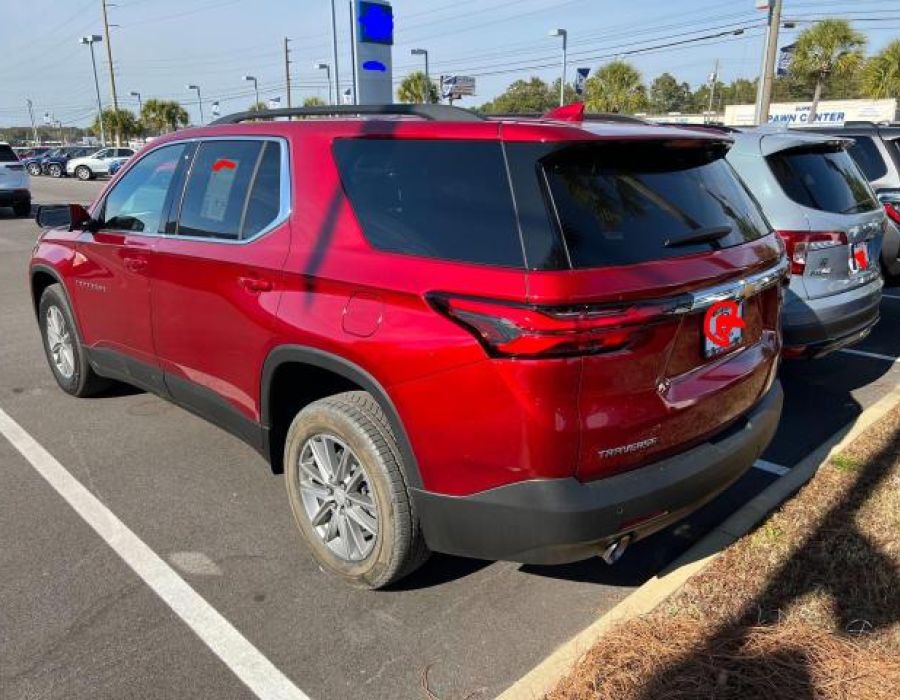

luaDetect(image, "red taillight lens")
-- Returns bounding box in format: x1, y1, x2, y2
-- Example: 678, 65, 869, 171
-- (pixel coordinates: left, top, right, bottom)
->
429, 294, 667, 358
884, 201, 900, 225
775, 230, 847, 275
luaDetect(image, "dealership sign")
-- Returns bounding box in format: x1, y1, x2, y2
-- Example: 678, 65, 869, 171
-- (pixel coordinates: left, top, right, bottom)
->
725, 99, 897, 127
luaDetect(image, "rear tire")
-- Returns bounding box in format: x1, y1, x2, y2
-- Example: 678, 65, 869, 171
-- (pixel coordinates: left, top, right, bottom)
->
75, 165, 93, 181
27, 163, 41, 176
38, 284, 110, 397
284, 391, 429, 589
13, 201, 31, 217
48, 164, 63, 178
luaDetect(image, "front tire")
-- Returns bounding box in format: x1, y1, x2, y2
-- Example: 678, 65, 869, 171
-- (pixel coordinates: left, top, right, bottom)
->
75, 165, 93, 181
48, 164, 63, 178
39, 284, 110, 397
284, 391, 429, 589
27, 163, 41, 176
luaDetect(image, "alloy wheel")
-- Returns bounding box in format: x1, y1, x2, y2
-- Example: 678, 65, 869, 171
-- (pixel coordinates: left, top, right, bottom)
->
297, 433, 378, 562
45, 306, 75, 379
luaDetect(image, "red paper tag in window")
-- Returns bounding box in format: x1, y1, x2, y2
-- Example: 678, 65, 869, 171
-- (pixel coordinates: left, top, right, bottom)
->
212, 158, 236, 173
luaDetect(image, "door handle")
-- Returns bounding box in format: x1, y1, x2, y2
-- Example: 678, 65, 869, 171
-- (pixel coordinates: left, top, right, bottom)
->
123, 257, 147, 272
238, 276, 273, 293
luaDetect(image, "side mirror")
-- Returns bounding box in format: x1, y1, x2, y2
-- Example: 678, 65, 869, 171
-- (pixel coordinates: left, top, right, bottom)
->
35, 203, 97, 232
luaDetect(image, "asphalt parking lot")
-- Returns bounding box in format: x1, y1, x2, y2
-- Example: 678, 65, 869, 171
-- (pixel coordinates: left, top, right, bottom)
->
2, 178, 899, 700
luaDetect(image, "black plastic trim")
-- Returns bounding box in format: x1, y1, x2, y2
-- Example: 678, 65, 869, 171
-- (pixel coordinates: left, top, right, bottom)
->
260, 346, 423, 488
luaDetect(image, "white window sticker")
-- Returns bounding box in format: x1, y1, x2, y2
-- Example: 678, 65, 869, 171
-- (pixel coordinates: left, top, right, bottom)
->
200, 158, 238, 222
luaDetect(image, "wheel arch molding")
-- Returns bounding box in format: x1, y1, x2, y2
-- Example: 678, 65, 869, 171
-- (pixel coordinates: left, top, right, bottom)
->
260, 345, 423, 489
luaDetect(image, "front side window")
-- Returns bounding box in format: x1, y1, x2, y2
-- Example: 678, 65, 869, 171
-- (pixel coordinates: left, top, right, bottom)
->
333, 139, 524, 267
176, 140, 282, 240
541, 141, 770, 268
93, 149, 111, 160
103, 143, 186, 233
768, 147, 879, 214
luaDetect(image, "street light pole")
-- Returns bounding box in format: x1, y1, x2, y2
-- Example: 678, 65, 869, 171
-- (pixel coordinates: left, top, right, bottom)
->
80, 35, 106, 146
707, 59, 719, 123
25, 99, 38, 145
130, 91, 142, 115
244, 75, 260, 108
329, 0, 341, 106
316, 63, 332, 105
754, 0, 783, 126
549, 29, 568, 106
411, 49, 430, 102
187, 84, 204, 125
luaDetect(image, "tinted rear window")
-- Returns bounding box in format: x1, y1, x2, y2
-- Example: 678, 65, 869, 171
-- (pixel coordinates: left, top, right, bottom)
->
541, 141, 770, 268
846, 136, 887, 181
333, 140, 524, 267
0, 145, 18, 162
768, 147, 878, 214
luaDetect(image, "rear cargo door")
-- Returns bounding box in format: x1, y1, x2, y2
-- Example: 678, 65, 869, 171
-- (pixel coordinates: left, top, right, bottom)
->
0, 144, 27, 191
514, 138, 786, 481
766, 142, 884, 300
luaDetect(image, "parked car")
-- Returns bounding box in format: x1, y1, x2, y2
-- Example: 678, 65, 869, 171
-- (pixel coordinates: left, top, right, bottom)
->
30, 104, 786, 588
41, 146, 97, 178
67, 146, 135, 180
17, 146, 52, 161
22, 148, 59, 176
802, 122, 900, 279
726, 128, 884, 358
0, 142, 31, 216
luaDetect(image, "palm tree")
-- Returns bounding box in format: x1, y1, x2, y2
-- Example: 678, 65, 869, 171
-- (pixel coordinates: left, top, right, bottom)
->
248, 101, 269, 112
790, 19, 866, 123
862, 39, 900, 99
93, 108, 140, 143
584, 61, 647, 113
303, 96, 326, 107
397, 71, 439, 104
140, 99, 189, 135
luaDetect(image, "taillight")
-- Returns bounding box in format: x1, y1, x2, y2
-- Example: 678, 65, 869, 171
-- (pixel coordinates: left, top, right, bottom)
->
428, 294, 667, 358
775, 230, 847, 275
884, 201, 900, 225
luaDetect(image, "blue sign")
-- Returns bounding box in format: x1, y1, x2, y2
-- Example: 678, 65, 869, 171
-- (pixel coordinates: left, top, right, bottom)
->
362, 60, 386, 72
358, 2, 393, 46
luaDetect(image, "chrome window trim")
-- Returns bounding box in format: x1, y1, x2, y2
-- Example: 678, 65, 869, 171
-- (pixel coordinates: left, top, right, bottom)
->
95, 135, 291, 244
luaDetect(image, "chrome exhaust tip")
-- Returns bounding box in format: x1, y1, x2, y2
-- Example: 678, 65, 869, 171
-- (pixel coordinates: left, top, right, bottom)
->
600, 534, 632, 565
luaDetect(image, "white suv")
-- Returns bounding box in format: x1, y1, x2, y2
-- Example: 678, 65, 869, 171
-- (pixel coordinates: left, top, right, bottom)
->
66, 147, 135, 180
0, 143, 30, 217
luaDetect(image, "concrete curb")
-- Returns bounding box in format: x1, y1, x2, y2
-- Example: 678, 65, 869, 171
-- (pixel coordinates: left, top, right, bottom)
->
497, 380, 900, 700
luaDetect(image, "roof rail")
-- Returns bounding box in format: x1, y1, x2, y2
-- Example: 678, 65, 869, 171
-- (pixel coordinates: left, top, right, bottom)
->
211, 104, 485, 125
485, 111, 648, 124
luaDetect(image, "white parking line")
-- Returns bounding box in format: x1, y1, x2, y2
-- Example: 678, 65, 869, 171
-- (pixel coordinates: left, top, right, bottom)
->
838, 348, 900, 363
0, 407, 311, 700
753, 459, 791, 477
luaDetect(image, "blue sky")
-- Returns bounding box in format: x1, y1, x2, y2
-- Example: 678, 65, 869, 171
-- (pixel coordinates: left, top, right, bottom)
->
2, 0, 898, 127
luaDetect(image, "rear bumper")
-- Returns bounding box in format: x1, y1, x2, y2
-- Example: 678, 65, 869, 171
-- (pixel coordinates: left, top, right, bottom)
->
782, 277, 883, 358
0, 189, 30, 206
412, 381, 783, 565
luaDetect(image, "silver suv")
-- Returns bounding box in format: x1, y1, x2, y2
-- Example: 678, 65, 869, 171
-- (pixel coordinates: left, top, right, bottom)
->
726, 128, 884, 358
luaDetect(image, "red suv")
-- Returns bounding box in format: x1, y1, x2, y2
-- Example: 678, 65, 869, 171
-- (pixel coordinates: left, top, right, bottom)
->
30, 105, 786, 588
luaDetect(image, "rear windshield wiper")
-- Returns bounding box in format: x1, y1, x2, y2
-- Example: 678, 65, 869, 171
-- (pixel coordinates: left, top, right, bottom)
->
664, 225, 733, 248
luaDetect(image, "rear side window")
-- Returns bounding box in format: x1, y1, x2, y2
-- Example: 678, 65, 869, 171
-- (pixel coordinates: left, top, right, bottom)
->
177, 140, 282, 240
333, 140, 524, 267
541, 141, 770, 268
768, 147, 878, 214
847, 137, 887, 181
0, 145, 17, 162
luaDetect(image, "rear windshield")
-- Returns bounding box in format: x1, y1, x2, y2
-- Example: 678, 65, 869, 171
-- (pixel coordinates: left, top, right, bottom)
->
0, 145, 18, 162
541, 141, 770, 268
333, 139, 524, 267
767, 147, 878, 214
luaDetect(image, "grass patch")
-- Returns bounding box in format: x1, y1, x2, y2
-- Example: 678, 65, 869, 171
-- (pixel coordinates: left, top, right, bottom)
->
548, 403, 900, 700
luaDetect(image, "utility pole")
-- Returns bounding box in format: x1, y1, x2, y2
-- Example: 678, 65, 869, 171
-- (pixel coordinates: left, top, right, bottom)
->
754, 0, 783, 126
100, 0, 120, 144
284, 37, 292, 108
26, 99, 38, 145
329, 0, 340, 106
707, 59, 719, 123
